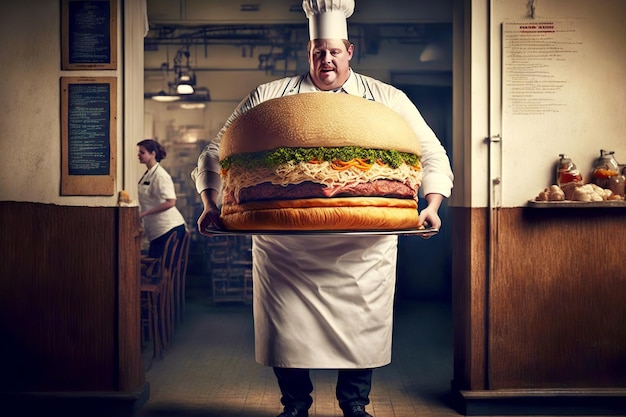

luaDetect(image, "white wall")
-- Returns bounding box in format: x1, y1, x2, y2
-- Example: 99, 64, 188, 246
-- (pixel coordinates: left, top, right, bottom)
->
461, 0, 626, 208
0, 0, 127, 206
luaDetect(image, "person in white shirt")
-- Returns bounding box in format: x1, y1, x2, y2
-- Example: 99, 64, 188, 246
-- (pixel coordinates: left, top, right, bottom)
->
137, 139, 186, 259
191, 2, 453, 416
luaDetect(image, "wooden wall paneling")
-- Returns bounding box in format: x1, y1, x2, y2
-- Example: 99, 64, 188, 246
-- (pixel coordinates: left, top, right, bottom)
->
489, 207, 626, 389
451, 207, 489, 390
0, 202, 117, 391
452, 206, 626, 415
116, 206, 144, 391
0, 202, 148, 415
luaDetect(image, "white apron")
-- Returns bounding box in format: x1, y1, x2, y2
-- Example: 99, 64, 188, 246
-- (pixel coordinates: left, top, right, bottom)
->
252, 234, 398, 369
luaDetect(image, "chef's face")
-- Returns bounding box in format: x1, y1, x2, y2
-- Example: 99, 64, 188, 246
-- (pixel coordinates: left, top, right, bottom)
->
308, 39, 354, 91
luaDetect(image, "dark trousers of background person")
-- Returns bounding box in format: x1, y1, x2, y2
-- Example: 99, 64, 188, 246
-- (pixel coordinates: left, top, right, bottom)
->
148, 224, 186, 262
273, 367, 372, 412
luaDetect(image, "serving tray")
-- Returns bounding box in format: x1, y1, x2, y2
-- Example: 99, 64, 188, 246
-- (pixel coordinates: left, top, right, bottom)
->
203, 228, 438, 237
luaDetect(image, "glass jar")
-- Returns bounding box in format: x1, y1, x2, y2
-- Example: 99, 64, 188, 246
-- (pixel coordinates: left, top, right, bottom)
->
556, 154, 582, 187
617, 164, 626, 197
592, 150, 621, 195
612, 174, 626, 197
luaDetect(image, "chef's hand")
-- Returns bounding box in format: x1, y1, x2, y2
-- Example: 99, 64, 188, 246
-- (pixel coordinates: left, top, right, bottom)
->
197, 189, 223, 236
417, 193, 445, 239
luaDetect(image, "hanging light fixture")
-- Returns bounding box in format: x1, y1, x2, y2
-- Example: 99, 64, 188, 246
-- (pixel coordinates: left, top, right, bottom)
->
174, 46, 195, 95
146, 45, 210, 103
148, 62, 180, 102
151, 91, 181, 102
176, 73, 195, 94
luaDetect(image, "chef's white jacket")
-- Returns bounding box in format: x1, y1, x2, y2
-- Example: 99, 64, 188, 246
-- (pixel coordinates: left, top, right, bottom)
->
192, 70, 453, 368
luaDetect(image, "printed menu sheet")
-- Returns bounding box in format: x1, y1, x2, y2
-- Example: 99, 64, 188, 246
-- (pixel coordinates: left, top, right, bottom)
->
503, 19, 584, 117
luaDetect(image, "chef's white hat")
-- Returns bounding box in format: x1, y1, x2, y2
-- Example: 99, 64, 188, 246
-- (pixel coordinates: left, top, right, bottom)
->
302, 0, 355, 40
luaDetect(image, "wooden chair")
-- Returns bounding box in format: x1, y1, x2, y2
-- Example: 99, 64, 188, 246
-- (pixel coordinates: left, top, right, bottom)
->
140, 232, 179, 358
160, 232, 181, 351
161, 231, 183, 348
140, 266, 156, 353
173, 230, 191, 327
140, 261, 161, 358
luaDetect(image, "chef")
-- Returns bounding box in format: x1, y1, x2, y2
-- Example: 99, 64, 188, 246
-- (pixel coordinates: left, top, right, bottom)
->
191, 1, 454, 416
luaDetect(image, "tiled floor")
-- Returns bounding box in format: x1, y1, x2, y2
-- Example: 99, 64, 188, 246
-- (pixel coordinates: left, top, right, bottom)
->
138, 287, 613, 417
139, 287, 455, 417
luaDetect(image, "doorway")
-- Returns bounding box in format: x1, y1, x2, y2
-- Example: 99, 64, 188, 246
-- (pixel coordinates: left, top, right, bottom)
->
396, 82, 453, 303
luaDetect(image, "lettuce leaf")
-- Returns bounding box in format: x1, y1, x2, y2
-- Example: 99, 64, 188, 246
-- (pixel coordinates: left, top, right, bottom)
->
221, 146, 419, 170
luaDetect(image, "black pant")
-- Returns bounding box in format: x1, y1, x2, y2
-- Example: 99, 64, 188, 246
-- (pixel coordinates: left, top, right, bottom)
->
273, 367, 372, 412
148, 224, 186, 260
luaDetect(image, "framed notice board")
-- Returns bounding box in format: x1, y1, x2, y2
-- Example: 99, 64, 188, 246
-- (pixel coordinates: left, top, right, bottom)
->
61, 0, 117, 70
61, 77, 117, 196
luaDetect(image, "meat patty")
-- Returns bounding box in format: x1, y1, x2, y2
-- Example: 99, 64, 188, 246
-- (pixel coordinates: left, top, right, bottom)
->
224, 179, 416, 205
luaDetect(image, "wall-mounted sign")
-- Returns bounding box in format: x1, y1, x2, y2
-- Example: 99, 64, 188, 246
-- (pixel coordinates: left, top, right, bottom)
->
62, 0, 117, 70
502, 19, 583, 117
61, 77, 117, 195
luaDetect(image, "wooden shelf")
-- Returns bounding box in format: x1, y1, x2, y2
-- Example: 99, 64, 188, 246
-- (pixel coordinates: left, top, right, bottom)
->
527, 200, 626, 208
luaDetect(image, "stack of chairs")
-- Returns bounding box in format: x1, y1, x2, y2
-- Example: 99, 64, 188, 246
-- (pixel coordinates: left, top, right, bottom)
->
172, 230, 191, 328
140, 232, 179, 358
140, 229, 192, 358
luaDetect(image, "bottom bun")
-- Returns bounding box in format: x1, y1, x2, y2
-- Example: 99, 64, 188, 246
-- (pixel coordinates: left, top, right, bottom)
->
221, 197, 419, 231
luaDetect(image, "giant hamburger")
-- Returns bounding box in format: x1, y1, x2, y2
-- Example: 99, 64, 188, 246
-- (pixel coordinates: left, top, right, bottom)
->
218, 92, 422, 231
